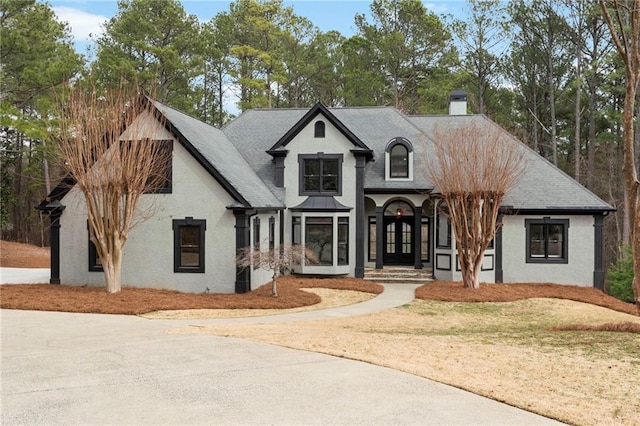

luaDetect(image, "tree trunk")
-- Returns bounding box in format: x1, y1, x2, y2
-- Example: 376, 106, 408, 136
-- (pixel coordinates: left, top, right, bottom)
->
271, 270, 278, 297
98, 235, 124, 294
621, 78, 639, 311
574, 51, 582, 181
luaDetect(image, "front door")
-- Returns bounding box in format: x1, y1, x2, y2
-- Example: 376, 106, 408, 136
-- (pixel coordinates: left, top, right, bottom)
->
382, 217, 413, 265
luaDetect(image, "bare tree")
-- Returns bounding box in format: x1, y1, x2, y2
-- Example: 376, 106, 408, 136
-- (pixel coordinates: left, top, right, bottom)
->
53, 82, 171, 293
428, 121, 526, 289
599, 0, 640, 310
236, 244, 318, 296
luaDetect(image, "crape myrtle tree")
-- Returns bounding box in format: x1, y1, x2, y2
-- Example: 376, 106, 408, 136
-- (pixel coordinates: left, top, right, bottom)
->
52, 82, 171, 293
236, 244, 318, 296
428, 121, 526, 289
599, 0, 640, 310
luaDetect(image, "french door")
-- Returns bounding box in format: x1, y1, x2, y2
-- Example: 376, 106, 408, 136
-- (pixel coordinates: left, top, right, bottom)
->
382, 217, 413, 265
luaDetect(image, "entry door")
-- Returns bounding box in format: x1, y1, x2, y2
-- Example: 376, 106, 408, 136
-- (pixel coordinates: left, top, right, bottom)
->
382, 217, 413, 265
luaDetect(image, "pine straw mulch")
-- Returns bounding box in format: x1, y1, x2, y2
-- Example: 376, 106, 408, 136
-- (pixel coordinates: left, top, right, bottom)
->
416, 280, 639, 316
0, 240, 50, 268
0, 276, 383, 315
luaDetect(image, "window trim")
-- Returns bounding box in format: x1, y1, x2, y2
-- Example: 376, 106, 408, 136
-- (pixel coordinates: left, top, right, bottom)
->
338, 217, 349, 265
172, 217, 206, 273
298, 153, 343, 196
384, 137, 414, 181
525, 218, 569, 264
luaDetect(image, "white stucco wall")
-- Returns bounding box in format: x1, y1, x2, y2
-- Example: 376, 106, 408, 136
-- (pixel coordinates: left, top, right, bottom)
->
501, 215, 595, 286
281, 117, 357, 275
59, 114, 239, 293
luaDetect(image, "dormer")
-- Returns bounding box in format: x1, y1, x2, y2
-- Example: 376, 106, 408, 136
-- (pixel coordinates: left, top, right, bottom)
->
267, 102, 373, 188
385, 137, 413, 181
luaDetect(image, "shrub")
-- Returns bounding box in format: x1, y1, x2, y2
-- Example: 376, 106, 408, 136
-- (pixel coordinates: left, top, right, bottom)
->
606, 246, 634, 303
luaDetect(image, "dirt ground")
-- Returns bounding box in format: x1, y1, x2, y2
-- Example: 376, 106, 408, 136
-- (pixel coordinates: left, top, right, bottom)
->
1, 240, 637, 316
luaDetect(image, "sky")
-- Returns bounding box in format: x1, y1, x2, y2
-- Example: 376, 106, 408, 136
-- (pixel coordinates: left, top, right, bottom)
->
47, 0, 470, 54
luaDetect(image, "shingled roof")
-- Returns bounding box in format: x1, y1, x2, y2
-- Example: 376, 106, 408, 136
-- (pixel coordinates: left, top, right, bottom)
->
153, 100, 283, 209
224, 104, 613, 213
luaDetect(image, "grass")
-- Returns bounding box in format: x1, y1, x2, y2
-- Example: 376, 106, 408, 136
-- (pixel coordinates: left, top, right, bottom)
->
194, 297, 640, 426
395, 299, 640, 361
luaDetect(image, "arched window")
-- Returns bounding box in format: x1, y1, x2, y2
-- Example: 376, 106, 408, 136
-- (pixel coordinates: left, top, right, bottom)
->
314, 121, 325, 138
390, 144, 409, 178
385, 137, 413, 180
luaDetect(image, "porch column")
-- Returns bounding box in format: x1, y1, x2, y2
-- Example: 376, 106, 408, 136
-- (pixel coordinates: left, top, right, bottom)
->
414, 206, 422, 269
234, 209, 252, 293
495, 215, 503, 283
38, 199, 65, 285
49, 209, 63, 285
354, 155, 366, 278
375, 206, 384, 269
593, 214, 604, 290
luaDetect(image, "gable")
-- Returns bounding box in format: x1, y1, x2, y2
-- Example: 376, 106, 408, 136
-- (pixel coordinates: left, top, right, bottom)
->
41, 99, 284, 210
152, 100, 283, 209
267, 102, 373, 159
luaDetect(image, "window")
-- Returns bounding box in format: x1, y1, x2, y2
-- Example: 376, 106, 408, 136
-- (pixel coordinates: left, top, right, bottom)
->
421, 217, 430, 262
390, 144, 409, 178
385, 137, 413, 180
88, 240, 103, 272
121, 139, 173, 193
368, 217, 376, 261
147, 140, 173, 193
299, 154, 343, 195
306, 217, 333, 265
525, 218, 569, 263
338, 217, 349, 265
87, 220, 103, 271
314, 120, 325, 138
172, 217, 206, 273
253, 217, 261, 270
292, 216, 301, 245
269, 216, 275, 251
436, 213, 451, 248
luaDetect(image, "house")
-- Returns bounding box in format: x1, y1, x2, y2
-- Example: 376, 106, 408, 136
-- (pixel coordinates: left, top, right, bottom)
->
40, 91, 614, 293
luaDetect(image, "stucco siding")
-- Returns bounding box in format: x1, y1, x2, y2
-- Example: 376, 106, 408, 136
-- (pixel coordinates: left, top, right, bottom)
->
59, 126, 238, 293
501, 215, 594, 286
282, 117, 358, 275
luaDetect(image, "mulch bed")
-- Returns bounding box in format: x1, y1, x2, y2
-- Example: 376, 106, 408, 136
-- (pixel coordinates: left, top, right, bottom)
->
0, 276, 383, 315
1, 240, 636, 317
416, 281, 639, 316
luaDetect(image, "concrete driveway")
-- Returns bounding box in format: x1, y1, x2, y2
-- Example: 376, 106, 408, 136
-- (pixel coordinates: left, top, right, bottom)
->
0, 267, 50, 284
1, 307, 563, 425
